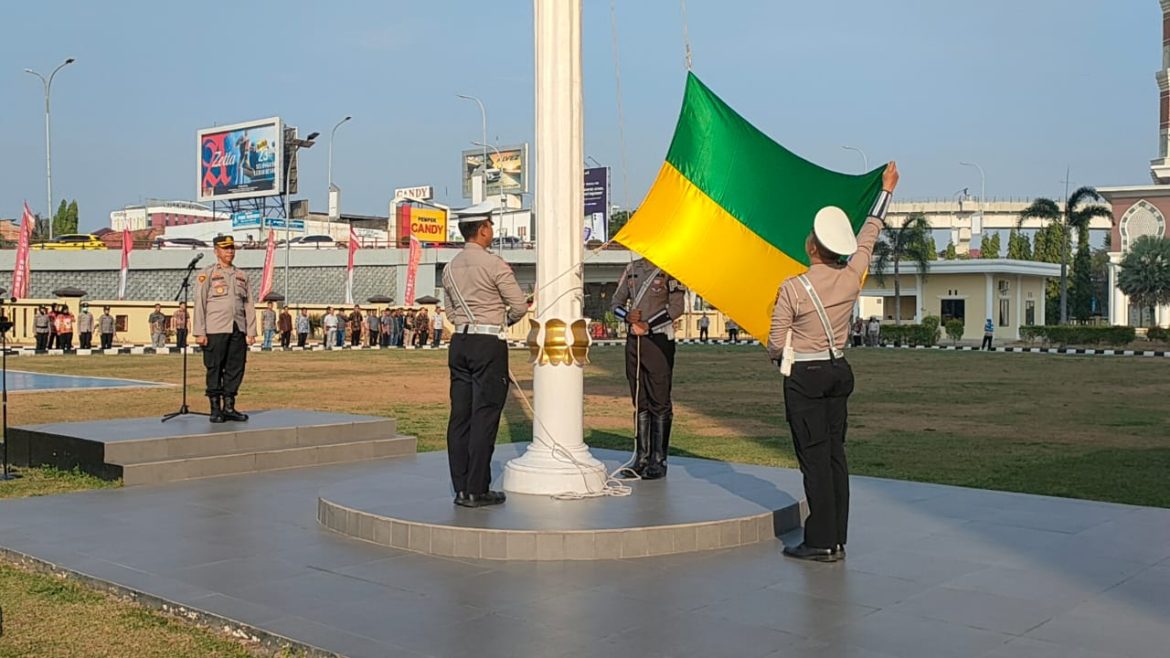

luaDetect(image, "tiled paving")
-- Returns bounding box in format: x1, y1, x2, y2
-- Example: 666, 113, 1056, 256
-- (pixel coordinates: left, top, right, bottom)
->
316, 450, 804, 559
0, 442, 1167, 658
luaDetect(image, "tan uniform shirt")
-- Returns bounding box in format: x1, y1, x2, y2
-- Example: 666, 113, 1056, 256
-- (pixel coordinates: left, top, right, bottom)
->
768, 216, 883, 359
193, 263, 256, 336
442, 243, 528, 327
611, 258, 686, 335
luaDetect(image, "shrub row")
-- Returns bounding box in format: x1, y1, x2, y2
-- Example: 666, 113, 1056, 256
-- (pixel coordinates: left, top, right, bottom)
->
879, 323, 941, 347
1019, 325, 1136, 347
1147, 327, 1169, 343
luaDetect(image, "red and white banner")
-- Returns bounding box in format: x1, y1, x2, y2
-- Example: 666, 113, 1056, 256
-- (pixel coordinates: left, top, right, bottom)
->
117, 228, 133, 299
258, 230, 276, 301
11, 202, 34, 299
345, 225, 361, 304
404, 236, 422, 304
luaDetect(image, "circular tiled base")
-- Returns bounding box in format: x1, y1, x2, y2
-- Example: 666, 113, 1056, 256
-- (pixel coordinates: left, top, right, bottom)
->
317, 444, 806, 560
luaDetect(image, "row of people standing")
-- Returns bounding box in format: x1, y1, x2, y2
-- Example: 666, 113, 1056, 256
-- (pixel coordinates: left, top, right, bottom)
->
32, 303, 113, 351
319, 306, 446, 350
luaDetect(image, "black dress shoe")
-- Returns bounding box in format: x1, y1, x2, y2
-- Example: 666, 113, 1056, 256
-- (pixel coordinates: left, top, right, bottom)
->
453, 492, 467, 506
831, 544, 846, 560
782, 543, 836, 562
455, 491, 506, 508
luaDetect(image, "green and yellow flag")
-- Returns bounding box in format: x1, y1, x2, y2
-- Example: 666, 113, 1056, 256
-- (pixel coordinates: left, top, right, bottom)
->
615, 73, 884, 340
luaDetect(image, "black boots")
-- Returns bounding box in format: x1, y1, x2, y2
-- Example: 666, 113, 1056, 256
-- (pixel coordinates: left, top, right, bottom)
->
221, 396, 249, 422
642, 413, 672, 480
208, 396, 225, 423
209, 395, 247, 423
632, 411, 653, 476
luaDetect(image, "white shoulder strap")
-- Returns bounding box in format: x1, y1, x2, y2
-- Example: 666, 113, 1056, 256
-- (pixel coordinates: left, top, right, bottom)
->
796, 274, 842, 357
630, 266, 662, 308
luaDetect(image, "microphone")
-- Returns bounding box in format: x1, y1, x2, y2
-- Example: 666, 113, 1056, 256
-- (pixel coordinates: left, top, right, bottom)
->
187, 253, 204, 270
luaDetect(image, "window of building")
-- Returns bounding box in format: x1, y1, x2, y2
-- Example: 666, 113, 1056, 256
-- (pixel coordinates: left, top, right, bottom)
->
999, 298, 1010, 327
941, 299, 965, 325
1025, 300, 1035, 326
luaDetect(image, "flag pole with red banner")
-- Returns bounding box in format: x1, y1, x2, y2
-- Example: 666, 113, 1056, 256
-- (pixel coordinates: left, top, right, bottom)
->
258, 229, 276, 302
404, 236, 422, 306
345, 225, 361, 304
11, 203, 35, 299
117, 228, 133, 300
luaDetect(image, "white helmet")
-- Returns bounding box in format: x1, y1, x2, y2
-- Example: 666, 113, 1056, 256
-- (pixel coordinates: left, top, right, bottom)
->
813, 206, 858, 257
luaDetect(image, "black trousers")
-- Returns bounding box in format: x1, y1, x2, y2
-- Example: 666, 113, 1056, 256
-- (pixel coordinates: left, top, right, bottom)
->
203, 329, 248, 397
699, 327, 709, 341
280, 331, 291, 349
784, 359, 854, 550
446, 334, 509, 495
625, 334, 676, 416
297, 332, 308, 348
79, 332, 92, 349
176, 329, 188, 349
100, 333, 113, 350
35, 333, 49, 351
981, 336, 993, 350
59, 332, 73, 350
729, 329, 739, 343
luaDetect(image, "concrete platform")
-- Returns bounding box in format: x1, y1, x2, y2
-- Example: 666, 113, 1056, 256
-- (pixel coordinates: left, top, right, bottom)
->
1, 442, 1167, 658
317, 449, 804, 560
7, 410, 415, 485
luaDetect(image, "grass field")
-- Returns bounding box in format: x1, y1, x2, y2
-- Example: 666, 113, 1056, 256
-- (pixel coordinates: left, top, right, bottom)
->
0, 561, 302, 658
3, 345, 1168, 507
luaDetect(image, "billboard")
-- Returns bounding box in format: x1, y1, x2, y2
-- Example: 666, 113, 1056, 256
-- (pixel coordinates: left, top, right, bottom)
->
584, 166, 609, 242
461, 144, 528, 198
198, 117, 283, 202
395, 204, 449, 246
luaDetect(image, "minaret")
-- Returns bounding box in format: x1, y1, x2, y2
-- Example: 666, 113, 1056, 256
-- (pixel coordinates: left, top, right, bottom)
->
1152, 0, 1170, 182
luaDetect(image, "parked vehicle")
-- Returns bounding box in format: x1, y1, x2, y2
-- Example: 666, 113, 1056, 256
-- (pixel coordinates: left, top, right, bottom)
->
491, 235, 526, 250
32, 233, 107, 250
277, 235, 339, 249
154, 237, 209, 249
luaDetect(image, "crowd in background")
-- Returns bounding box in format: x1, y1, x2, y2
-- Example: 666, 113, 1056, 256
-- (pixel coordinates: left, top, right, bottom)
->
260, 303, 447, 351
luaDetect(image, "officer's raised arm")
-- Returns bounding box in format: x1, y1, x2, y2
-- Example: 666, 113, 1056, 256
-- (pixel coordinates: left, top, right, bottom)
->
849, 161, 900, 278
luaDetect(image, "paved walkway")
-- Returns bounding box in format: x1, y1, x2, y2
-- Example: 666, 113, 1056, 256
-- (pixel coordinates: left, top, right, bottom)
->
1, 444, 1167, 658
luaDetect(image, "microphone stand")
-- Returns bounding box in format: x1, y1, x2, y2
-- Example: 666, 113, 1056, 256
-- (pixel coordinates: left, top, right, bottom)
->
1, 299, 19, 480
162, 256, 207, 423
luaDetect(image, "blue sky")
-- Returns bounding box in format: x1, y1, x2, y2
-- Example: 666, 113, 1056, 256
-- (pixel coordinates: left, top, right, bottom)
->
0, 0, 1160, 231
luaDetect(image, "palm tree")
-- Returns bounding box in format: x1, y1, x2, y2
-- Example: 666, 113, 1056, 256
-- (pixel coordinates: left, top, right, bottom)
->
1117, 236, 1170, 327
873, 213, 933, 325
1019, 186, 1112, 324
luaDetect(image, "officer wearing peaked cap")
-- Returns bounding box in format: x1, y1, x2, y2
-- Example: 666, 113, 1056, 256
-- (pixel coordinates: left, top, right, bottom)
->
442, 206, 529, 508
611, 256, 686, 480
768, 161, 899, 563
193, 235, 256, 423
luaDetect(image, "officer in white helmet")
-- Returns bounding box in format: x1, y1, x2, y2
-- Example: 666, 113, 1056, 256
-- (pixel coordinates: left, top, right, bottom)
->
768, 161, 900, 562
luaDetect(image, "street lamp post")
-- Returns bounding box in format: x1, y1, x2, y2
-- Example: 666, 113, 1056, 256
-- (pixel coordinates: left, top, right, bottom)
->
283, 131, 319, 301
841, 145, 868, 172
24, 57, 76, 240
959, 161, 986, 234
457, 94, 488, 201
327, 115, 352, 193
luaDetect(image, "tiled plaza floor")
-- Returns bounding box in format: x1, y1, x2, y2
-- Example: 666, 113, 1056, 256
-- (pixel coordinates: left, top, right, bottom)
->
1, 443, 1166, 658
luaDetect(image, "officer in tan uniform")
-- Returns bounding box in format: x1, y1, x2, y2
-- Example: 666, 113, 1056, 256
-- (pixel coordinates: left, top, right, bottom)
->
611, 257, 686, 479
193, 235, 256, 423
441, 206, 529, 508
768, 161, 899, 562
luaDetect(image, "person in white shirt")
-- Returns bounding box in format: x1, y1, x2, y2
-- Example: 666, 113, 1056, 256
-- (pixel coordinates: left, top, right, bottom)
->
322, 307, 338, 350
431, 308, 445, 347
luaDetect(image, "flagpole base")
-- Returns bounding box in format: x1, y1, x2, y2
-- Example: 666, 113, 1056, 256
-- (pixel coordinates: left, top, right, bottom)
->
502, 441, 606, 496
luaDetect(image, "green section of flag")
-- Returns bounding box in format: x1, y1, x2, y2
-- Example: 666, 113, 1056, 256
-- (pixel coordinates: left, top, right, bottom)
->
665, 73, 885, 265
